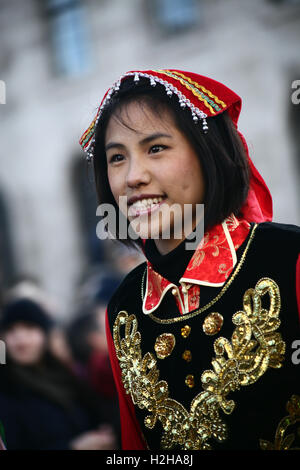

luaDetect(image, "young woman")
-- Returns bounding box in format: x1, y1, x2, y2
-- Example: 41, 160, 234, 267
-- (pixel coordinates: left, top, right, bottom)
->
79, 69, 300, 450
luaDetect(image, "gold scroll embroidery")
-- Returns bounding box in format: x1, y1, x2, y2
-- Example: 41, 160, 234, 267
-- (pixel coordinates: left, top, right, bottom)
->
260, 395, 300, 450
113, 277, 285, 450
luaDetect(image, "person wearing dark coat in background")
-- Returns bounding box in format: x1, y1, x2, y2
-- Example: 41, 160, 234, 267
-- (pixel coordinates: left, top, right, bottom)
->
0, 297, 117, 450
66, 273, 123, 448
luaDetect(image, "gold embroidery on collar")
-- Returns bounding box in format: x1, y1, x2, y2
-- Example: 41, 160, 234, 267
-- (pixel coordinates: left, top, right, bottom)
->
113, 277, 285, 450
260, 395, 300, 450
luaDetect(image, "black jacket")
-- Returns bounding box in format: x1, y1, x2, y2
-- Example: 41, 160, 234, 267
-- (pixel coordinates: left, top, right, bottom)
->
107, 222, 300, 450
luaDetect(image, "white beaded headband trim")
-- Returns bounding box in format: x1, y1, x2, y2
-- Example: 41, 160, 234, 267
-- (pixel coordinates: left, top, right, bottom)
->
83, 71, 209, 163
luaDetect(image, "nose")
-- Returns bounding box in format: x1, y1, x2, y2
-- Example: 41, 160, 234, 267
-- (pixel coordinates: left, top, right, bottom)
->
126, 154, 151, 188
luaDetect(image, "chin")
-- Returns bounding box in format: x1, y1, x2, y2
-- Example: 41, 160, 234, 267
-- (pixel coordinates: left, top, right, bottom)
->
14, 355, 36, 365
130, 210, 177, 240
129, 219, 164, 240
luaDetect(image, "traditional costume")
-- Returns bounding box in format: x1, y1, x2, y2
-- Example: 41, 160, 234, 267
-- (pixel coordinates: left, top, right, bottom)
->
80, 69, 300, 450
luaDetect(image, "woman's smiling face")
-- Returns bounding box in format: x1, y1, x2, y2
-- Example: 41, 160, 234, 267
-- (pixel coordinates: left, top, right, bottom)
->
105, 100, 205, 254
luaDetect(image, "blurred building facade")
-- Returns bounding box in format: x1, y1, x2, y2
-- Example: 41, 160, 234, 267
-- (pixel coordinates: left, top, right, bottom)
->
0, 0, 299, 318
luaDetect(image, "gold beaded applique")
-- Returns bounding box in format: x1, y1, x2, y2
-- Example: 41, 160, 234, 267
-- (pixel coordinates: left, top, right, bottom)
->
260, 395, 300, 450
113, 277, 285, 450
154, 333, 176, 360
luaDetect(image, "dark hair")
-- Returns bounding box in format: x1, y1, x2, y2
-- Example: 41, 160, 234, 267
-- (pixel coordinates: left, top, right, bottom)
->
0, 297, 54, 333
93, 77, 250, 249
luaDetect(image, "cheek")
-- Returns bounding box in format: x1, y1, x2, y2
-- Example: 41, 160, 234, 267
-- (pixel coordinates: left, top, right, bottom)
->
5, 333, 23, 349
29, 332, 46, 350
107, 168, 116, 195
107, 170, 128, 215
108, 168, 125, 198
184, 155, 205, 192
156, 158, 184, 188
162, 161, 198, 192
4, 335, 14, 350
171, 155, 205, 199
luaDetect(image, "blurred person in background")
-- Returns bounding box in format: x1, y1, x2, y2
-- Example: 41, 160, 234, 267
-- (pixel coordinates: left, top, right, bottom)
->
0, 297, 117, 450
67, 273, 122, 447
48, 322, 75, 370
3, 275, 58, 314
110, 244, 145, 276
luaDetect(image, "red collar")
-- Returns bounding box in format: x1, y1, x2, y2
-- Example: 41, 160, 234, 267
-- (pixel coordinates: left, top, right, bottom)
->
143, 214, 251, 315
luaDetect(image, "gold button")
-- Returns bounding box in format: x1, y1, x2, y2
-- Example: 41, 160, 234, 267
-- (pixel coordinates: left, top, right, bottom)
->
171, 288, 178, 296
154, 333, 176, 359
202, 312, 224, 336
185, 374, 194, 388
181, 325, 191, 338
182, 350, 192, 362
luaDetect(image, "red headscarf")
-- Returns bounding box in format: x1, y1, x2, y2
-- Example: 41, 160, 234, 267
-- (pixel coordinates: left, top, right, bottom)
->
79, 68, 273, 223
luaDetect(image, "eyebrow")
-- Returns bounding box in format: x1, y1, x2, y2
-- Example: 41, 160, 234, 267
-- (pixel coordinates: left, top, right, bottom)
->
105, 132, 172, 152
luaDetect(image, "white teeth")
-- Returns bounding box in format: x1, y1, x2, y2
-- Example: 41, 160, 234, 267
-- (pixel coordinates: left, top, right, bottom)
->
130, 196, 164, 210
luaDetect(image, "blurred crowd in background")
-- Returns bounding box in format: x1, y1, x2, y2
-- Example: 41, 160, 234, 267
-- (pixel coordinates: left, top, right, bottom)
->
0, 0, 300, 450
0, 244, 144, 449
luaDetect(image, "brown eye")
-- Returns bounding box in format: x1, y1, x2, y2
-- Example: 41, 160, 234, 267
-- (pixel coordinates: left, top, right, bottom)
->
149, 145, 167, 154
109, 154, 124, 163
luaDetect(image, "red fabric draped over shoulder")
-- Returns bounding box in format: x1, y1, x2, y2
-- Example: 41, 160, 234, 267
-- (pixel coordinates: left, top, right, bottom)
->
105, 309, 147, 450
